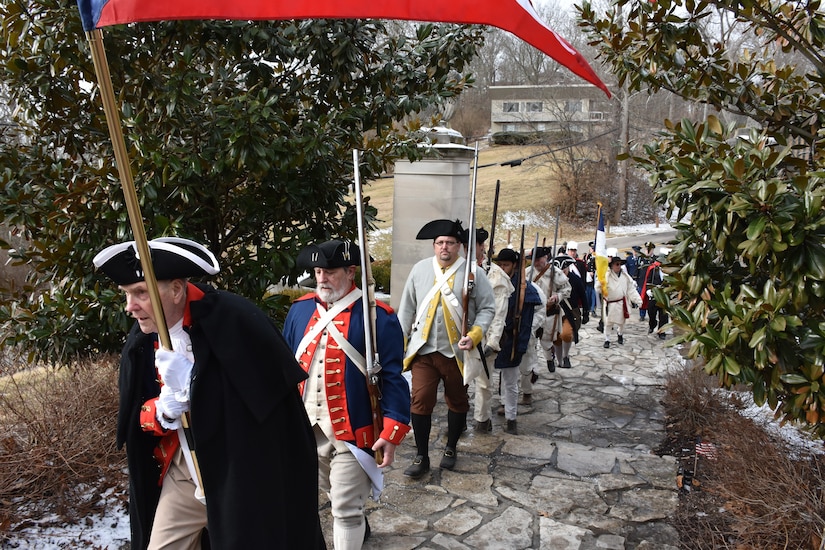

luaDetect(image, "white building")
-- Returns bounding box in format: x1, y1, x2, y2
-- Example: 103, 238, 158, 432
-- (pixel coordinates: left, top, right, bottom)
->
489, 84, 612, 138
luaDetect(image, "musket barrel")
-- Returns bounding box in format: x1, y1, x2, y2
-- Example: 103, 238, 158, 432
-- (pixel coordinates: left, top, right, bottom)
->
353, 149, 384, 465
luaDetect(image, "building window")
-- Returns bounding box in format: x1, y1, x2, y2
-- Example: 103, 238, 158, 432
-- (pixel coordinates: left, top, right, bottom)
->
565, 100, 582, 113
526, 102, 543, 112
503, 102, 519, 113
503, 123, 518, 132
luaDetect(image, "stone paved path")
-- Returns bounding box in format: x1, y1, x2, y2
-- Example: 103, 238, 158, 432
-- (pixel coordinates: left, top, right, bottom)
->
320, 314, 685, 549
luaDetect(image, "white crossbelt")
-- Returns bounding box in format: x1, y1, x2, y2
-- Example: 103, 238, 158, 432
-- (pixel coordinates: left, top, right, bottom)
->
411, 256, 465, 333
294, 289, 361, 363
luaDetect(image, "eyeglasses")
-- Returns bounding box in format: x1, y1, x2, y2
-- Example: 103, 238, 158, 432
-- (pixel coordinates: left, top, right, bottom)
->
434, 240, 459, 247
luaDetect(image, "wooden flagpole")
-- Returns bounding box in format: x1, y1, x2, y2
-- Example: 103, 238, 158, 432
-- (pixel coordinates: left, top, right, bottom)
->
86, 29, 204, 493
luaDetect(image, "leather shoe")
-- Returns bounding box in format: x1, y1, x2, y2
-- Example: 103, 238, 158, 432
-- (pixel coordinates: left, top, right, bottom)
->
648, 327, 654, 334
440, 447, 457, 470
547, 359, 556, 373
597, 320, 604, 333
603, 341, 610, 348
474, 419, 492, 433
617, 334, 624, 345
505, 419, 518, 434
403, 455, 430, 478
561, 357, 572, 369
520, 393, 532, 405
659, 332, 667, 340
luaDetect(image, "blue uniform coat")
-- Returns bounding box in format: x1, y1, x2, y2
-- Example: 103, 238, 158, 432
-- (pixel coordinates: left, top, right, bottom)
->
283, 292, 411, 447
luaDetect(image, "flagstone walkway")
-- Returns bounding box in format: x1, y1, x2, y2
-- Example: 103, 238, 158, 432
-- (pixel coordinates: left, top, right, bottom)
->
320, 314, 684, 549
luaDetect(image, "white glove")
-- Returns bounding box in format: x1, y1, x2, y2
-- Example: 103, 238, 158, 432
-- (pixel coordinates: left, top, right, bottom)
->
155, 348, 193, 399
646, 289, 653, 298
156, 385, 189, 430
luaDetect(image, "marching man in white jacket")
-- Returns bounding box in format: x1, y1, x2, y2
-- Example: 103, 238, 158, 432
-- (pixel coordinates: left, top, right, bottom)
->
595, 254, 643, 348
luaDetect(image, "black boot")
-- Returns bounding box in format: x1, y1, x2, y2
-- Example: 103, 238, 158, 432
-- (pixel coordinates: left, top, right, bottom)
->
442, 410, 466, 470
404, 414, 432, 478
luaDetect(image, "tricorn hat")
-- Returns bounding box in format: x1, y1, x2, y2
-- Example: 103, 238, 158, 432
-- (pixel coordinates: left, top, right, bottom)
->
527, 246, 551, 260
93, 237, 220, 286
297, 240, 362, 269
493, 248, 520, 264
416, 219, 467, 243
476, 227, 489, 244
553, 255, 575, 270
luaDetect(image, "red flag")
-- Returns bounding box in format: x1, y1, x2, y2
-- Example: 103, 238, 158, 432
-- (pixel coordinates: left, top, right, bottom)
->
77, 0, 610, 97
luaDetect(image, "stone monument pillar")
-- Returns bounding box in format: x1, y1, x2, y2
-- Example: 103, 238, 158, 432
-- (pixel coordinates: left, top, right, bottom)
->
390, 127, 475, 309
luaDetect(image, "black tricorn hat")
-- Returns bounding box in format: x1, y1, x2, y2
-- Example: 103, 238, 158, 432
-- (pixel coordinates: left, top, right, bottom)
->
493, 248, 520, 263
93, 237, 220, 286
553, 255, 575, 269
527, 246, 551, 260
297, 240, 362, 269
416, 219, 467, 243
476, 227, 489, 244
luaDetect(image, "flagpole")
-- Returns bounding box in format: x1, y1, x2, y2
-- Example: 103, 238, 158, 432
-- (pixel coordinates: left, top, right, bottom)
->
86, 29, 204, 492
86, 30, 169, 348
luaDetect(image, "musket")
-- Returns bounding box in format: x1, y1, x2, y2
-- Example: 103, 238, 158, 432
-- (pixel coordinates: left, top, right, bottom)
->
547, 206, 561, 316
526, 232, 540, 284
353, 149, 384, 465
486, 180, 500, 270
512, 225, 526, 360
462, 142, 489, 378
462, 142, 480, 337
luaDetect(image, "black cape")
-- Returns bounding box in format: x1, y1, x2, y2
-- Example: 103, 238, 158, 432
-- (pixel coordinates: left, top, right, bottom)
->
116, 283, 325, 549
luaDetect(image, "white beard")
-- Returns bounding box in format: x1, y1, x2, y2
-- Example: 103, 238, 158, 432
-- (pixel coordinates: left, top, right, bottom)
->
317, 285, 348, 304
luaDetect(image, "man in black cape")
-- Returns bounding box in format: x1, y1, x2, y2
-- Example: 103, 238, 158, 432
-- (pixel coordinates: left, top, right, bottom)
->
93, 237, 326, 549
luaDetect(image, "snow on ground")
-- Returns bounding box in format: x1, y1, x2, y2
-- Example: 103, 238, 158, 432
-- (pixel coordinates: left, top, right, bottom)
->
3, 487, 130, 549
609, 222, 674, 236
731, 391, 825, 458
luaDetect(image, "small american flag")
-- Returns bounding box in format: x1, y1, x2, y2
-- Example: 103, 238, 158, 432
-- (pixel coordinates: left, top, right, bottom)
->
695, 441, 717, 460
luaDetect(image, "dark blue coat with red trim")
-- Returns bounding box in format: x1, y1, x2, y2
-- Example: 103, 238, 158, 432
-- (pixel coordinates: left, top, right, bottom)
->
283, 291, 411, 449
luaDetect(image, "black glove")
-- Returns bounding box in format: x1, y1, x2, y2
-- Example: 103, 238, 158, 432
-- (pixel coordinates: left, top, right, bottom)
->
535, 327, 544, 339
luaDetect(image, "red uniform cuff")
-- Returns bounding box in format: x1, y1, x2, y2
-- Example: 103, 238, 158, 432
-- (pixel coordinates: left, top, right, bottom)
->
380, 419, 410, 444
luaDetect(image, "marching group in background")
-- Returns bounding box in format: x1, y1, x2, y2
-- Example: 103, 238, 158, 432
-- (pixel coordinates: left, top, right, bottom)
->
93, 216, 673, 549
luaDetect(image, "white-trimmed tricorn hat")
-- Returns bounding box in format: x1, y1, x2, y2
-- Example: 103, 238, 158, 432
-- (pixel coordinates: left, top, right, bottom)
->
93, 237, 219, 285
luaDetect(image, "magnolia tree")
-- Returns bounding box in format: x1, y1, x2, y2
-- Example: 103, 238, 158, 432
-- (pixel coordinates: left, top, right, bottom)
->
0, 0, 484, 361
580, 0, 825, 435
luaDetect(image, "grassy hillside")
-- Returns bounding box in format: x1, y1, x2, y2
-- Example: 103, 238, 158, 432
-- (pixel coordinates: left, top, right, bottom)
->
361, 143, 599, 260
